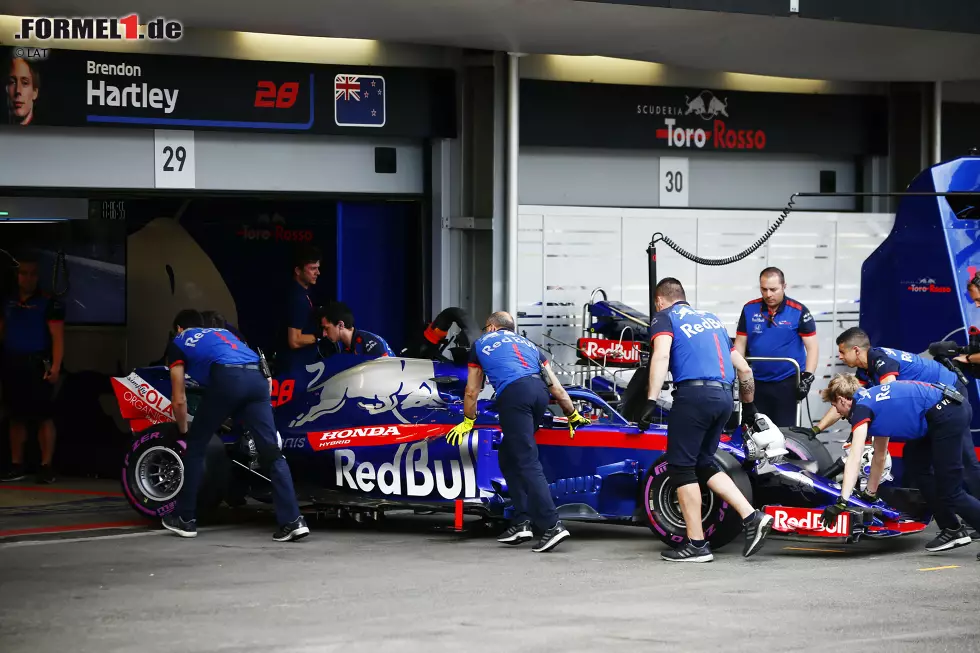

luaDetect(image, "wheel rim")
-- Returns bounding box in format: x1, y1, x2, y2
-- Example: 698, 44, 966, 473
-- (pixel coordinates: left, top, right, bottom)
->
656, 482, 715, 531
135, 446, 184, 502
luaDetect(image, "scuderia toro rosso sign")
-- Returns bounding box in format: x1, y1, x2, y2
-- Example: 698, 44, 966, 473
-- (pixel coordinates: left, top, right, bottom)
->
642, 89, 766, 150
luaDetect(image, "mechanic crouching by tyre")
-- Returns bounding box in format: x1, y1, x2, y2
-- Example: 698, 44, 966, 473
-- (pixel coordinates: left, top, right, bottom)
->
813, 327, 980, 542
637, 278, 773, 563
734, 267, 818, 427
445, 311, 591, 553
161, 309, 309, 542
820, 374, 980, 556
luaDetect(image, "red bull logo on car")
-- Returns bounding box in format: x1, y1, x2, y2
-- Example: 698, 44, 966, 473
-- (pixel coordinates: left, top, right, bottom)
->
643, 90, 767, 150
765, 505, 850, 537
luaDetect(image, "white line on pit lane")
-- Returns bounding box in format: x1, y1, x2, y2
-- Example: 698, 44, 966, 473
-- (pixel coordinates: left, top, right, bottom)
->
0, 525, 243, 549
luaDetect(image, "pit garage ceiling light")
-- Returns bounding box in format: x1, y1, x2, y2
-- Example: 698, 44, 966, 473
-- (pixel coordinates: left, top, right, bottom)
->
530, 54, 833, 94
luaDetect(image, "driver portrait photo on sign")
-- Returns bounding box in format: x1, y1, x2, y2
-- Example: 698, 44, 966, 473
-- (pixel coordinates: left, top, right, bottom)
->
5, 48, 42, 126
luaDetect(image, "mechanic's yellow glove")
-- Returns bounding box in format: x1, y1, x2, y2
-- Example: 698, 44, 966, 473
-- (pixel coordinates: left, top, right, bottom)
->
567, 410, 592, 439
446, 416, 475, 446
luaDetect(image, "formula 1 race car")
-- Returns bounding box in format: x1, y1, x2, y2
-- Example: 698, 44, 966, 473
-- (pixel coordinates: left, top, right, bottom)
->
113, 331, 928, 549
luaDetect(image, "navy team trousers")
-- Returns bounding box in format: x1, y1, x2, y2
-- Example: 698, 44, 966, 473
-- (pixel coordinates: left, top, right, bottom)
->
496, 375, 559, 532
176, 365, 301, 526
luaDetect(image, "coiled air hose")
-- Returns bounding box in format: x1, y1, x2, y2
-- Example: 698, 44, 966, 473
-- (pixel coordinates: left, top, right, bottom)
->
651, 195, 797, 266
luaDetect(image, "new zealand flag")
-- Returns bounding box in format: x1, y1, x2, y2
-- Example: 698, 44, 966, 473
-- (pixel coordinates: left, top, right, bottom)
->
334, 74, 386, 127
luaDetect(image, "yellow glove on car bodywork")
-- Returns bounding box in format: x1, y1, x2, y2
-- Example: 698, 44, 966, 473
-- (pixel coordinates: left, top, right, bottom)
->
567, 410, 592, 439
446, 416, 475, 446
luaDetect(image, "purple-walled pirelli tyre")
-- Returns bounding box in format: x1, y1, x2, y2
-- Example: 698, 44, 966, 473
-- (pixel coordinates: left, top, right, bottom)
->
642, 451, 752, 550
121, 422, 229, 521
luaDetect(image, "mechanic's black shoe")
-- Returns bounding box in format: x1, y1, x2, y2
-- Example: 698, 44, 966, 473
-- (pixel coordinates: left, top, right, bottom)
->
273, 516, 310, 542
661, 541, 713, 563
531, 521, 570, 552
497, 520, 533, 545
36, 465, 56, 484
925, 526, 972, 552
161, 514, 197, 538
742, 510, 773, 558
0, 465, 26, 482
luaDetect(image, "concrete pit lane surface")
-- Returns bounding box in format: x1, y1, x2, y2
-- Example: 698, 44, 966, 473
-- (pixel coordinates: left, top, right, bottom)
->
0, 514, 978, 653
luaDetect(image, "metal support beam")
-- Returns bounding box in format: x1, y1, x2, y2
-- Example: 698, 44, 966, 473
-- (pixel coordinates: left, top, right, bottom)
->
933, 80, 943, 164
505, 52, 521, 320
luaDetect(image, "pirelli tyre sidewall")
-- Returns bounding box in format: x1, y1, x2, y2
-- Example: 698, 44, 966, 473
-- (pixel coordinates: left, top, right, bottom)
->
121, 422, 229, 521
642, 451, 751, 550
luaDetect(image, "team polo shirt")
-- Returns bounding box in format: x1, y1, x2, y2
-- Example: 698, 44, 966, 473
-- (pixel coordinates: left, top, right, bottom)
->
650, 301, 735, 384
736, 296, 816, 382
855, 347, 958, 388
468, 329, 547, 394
1, 291, 64, 355
848, 380, 944, 442
342, 329, 394, 357
287, 279, 317, 337
166, 327, 259, 387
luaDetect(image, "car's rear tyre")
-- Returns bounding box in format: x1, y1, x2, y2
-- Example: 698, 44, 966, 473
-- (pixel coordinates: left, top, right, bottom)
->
121, 422, 229, 521
642, 451, 751, 551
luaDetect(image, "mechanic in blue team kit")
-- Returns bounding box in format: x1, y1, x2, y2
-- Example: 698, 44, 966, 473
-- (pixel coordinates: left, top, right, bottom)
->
284, 245, 322, 362
812, 327, 980, 542
446, 311, 591, 553
820, 375, 980, 557
637, 278, 773, 563
318, 301, 394, 357
0, 253, 65, 484
162, 309, 309, 542
734, 268, 818, 427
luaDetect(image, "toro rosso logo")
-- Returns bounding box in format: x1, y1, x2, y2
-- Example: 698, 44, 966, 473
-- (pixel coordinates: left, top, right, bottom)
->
903, 277, 952, 293
236, 213, 312, 243
646, 90, 767, 150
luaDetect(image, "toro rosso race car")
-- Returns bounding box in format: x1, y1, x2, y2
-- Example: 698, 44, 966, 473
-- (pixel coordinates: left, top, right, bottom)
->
112, 321, 928, 550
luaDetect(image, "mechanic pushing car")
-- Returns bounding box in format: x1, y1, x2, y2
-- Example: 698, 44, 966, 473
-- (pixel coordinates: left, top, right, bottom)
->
318, 301, 394, 357
637, 278, 773, 562
812, 327, 980, 541
446, 310, 591, 553
734, 267, 818, 427
820, 375, 980, 557
161, 309, 310, 542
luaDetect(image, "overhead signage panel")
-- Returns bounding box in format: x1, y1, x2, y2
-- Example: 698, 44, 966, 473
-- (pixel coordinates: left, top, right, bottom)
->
1, 46, 456, 138
520, 79, 888, 156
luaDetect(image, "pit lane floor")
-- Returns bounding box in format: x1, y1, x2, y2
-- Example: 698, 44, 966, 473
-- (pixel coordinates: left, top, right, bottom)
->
1, 510, 979, 653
